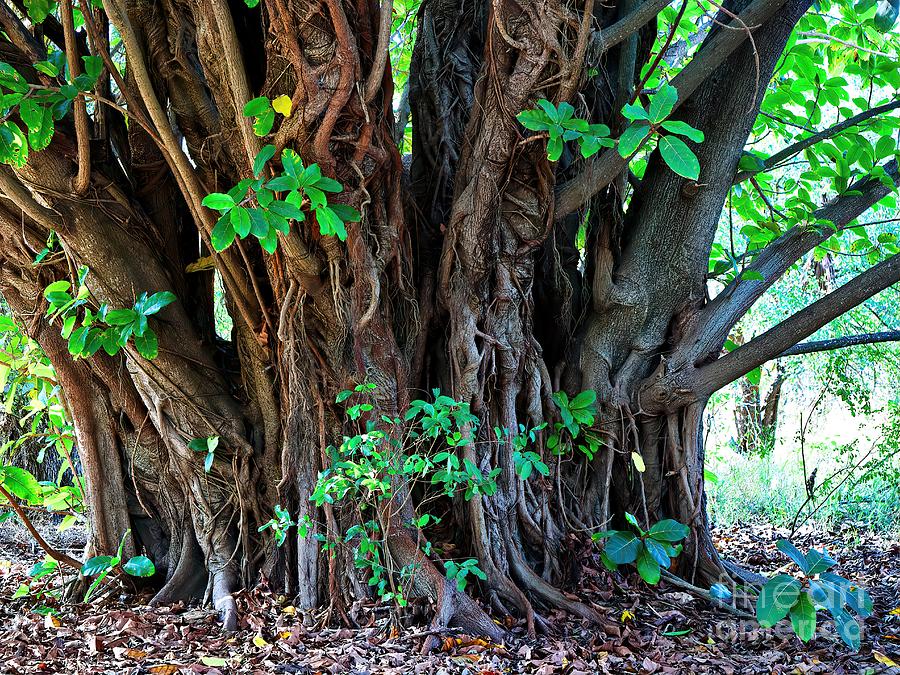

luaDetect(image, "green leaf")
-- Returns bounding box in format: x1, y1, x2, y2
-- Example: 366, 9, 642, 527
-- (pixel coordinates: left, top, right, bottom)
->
122, 555, 155, 577
82, 55, 103, 81
231, 206, 252, 237
23, 0, 56, 23
660, 120, 704, 143
253, 144, 276, 177
1, 466, 42, 503
140, 291, 176, 316
259, 227, 278, 253
820, 573, 872, 617
738, 151, 766, 173
34, 60, 59, 77
741, 269, 764, 281
314, 176, 343, 193
569, 390, 596, 409
330, 203, 361, 223
831, 608, 861, 651
81, 555, 115, 577
211, 215, 236, 251
636, 545, 661, 584
316, 205, 348, 240
621, 103, 650, 122
658, 135, 700, 180
756, 574, 802, 627
618, 123, 651, 158
281, 149, 304, 177
776, 540, 810, 574
253, 109, 276, 136
547, 135, 563, 161
248, 208, 270, 237
269, 200, 305, 221
804, 548, 836, 575
204, 451, 215, 473
536, 99, 560, 123
604, 531, 641, 564
648, 519, 689, 542
105, 309, 137, 326
134, 329, 159, 360
790, 592, 817, 642
202, 193, 235, 211
648, 83, 678, 123
644, 537, 672, 568
517, 109, 551, 131
243, 96, 271, 117
266, 175, 300, 192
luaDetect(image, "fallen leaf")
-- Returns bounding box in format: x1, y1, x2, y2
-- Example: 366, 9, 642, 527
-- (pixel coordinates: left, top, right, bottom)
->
200, 656, 228, 667
874, 651, 899, 667
148, 665, 179, 675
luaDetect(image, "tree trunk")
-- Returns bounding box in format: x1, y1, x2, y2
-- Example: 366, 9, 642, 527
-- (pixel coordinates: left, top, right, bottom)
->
1, 0, 886, 640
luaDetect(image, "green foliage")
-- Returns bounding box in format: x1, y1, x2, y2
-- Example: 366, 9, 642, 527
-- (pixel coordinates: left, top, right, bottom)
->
592, 514, 689, 585
257, 504, 298, 546
619, 83, 705, 180
80, 530, 156, 601
755, 539, 871, 650
517, 100, 614, 161
202, 143, 360, 251
546, 389, 603, 460
0, 310, 83, 529
257, 385, 512, 607
241, 95, 292, 136
507, 423, 550, 480
0, 54, 103, 167
443, 558, 486, 592
42, 268, 176, 360
189, 436, 219, 473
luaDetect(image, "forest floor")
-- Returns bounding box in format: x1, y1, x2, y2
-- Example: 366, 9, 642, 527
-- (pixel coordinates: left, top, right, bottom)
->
0, 520, 898, 674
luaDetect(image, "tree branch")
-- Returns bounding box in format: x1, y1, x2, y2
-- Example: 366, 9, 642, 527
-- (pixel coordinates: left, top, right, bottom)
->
364, 0, 394, 103
590, 0, 671, 54
696, 252, 900, 394
555, 0, 791, 220
777, 330, 900, 357
734, 99, 900, 183
60, 0, 92, 195
692, 159, 900, 361
0, 484, 82, 570
0, 168, 63, 231
0, 2, 45, 63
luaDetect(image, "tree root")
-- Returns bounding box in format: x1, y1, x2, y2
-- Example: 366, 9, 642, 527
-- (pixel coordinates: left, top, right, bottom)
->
387, 527, 506, 651
660, 569, 756, 620
151, 527, 207, 606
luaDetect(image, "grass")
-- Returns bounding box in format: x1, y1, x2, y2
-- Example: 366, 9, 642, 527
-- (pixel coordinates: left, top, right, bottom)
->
706, 442, 900, 536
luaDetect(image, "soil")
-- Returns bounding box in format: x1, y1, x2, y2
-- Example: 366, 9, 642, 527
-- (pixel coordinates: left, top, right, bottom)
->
0, 518, 898, 674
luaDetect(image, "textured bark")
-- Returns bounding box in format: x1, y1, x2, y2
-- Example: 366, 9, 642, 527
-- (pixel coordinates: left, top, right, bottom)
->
0, 0, 892, 638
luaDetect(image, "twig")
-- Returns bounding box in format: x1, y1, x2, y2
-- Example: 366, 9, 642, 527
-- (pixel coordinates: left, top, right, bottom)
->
660, 569, 755, 620
630, 0, 689, 105
0, 484, 81, 570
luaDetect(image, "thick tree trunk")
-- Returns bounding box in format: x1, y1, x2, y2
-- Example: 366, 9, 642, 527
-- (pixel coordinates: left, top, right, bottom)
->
0, 0, 869, 640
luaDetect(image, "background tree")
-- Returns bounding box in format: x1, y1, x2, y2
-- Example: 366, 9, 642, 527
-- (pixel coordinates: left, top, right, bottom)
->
0, 0, 898, 636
